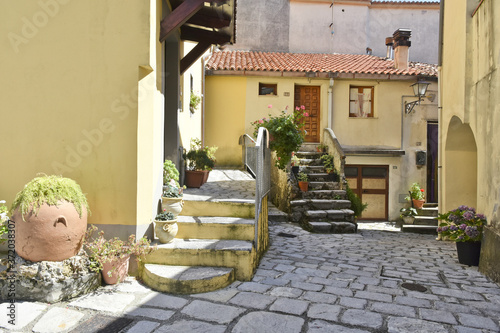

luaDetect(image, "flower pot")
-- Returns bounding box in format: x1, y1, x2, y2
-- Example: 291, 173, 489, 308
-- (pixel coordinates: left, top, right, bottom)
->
402, 216, 415, 224
161, 197, 184, 217
327, 172, 339, 182
102, 254, 130, 285
412, 199, 425, 209
298, 181, 309, 192
291, 166, 299, 175
184, 170, 205, 188
154, 220, 178, 244
201, 170, 210, 185
456, 241, 481, 266
13, 202, 88, 262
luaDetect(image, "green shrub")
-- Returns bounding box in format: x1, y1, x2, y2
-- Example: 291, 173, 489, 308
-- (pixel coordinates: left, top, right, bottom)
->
346, 185, 368, 218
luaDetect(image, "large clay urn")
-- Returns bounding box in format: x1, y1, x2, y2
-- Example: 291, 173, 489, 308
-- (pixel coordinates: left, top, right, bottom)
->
13, 201, 88, 262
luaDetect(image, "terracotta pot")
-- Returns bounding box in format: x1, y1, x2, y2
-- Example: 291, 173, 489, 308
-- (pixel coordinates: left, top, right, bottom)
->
102, 254, 130, 285
161, 197, 184, 217
154, 220, 178, 243
298, 181, 309, 192
412, 199, 425, 209
456, 241, 481, 266
185, 170, 205, 188
201, 170, 210, 184
13, 202, 88, 262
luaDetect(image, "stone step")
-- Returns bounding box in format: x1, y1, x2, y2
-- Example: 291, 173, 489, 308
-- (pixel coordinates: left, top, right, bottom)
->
302, 166, 324, 172
142, 264, 235, 294
414, 215, 438, 226
181, 200, 255, 219
417, 207, 439, 217
302, 190, 346, 200
143, 238, 254, 281
309, 181, 340, 190
307, 173, 339, 182
299, 158, 323, 166
176, 216, 254, 241
305, 209, 353, 222
299, 143, 323, 152
401, 224, 438, 234
310, 199, 352, 210
268, 205, 288, 223
309, 221, 357, 234
295, 151, 324, 159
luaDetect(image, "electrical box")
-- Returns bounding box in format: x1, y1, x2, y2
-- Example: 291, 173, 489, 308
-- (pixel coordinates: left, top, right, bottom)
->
416, 150, 427, 166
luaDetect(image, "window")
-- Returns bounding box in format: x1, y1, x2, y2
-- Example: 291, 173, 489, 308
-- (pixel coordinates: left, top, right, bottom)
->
349, 86, 374, 117
259, 83, 277, 96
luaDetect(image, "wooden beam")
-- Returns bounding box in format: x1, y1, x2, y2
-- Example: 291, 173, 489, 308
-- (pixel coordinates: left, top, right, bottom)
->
187, 8, 231, 29
160, 0, 205, 43
180, 25, 231, 44
180, 41, 212, 75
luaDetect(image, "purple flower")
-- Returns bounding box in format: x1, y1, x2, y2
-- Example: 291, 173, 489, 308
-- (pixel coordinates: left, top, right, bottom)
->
437, 227, 442, 232
477, 213, 486, 220
458, 205, 469, 211
465, 226, 479, 238
463, 211, 474, 220
457, 235, 464, 240
450, 225, 458, 231
442, 226, 449, 232
459, 224, 467, 230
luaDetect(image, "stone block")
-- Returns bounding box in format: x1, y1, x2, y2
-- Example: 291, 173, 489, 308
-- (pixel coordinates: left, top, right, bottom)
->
181, 300, 245, 324
305, 210, 327, 219
331, 222, 356, 233
232, 311, 304, 333
309, 222, 332, 233
32, 307, 84, 333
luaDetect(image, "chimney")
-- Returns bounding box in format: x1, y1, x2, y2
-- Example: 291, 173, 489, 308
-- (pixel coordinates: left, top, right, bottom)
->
385, 37, 394, 59
393, 28, 411, 70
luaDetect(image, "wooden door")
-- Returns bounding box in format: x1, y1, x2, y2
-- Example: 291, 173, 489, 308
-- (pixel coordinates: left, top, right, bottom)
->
294, 85, 320, 142
345, 165, 389, 220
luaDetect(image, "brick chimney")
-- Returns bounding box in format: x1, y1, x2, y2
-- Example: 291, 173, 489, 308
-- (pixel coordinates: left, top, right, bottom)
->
393, 28, 411, 70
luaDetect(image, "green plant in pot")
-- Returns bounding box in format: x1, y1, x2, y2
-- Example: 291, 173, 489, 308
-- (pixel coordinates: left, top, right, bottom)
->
11, 175, 90, 262
162, 160, 185, 217
84, 225, 157, 285
190, 91, 202, 114
154, 209, 178, 244
297, 172, 309, 192
320, 154, 339, 181
316, 143, 328, 153
400, 207, 418, 224
437, 205, 486, 266
405, 182, 425, 209
183, 138, 218, 188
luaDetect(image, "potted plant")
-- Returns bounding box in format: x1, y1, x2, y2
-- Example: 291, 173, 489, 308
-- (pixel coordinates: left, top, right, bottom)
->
320, 154, 339, 181
162, 160, 185, 217
437, 205, 486, 266
400, 207, 418, 224
316, 143, 328, 153
189, 91, 202, 114
346, 184, 368, 221
154, 209, 178, 244
183, 138, 218, 188
251, 104, 308, 170
291, 153, 300, 175
297, 172, 309, 192
405, 182, 425, 209
84, 225, 157, 285
10, 175, 90, 262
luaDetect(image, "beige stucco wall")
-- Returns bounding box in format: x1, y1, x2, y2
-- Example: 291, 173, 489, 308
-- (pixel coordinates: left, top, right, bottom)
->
0, 0, 164, 239
441, 0, 500, 282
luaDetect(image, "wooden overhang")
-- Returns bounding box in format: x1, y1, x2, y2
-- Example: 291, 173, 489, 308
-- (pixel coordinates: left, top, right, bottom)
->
161, 0, 236, 74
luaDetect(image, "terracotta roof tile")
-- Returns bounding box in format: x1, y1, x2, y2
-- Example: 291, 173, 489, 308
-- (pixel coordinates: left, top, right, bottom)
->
206, 51, 438, 77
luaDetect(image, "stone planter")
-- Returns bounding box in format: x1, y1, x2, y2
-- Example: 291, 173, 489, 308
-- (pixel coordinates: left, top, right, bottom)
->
13, 202, 88, 262
402, 216, 415, 224
161, 197, 184, 217
102, 254, 130, 285
154, 220, 178, 244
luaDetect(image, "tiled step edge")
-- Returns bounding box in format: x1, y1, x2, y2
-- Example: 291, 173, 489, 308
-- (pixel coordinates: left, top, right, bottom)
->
142, 264, 235, 294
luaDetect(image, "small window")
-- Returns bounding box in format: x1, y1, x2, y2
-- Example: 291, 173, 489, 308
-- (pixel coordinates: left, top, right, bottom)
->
349, 86, 374, 118
259, 83, 277, 96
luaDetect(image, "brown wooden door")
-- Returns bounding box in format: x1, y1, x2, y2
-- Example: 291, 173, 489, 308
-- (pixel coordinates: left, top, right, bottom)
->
294, 85, 320, 142
345, 165, 389, 220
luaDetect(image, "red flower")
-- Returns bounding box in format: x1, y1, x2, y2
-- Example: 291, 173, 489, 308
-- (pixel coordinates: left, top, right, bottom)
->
420, 189, 425, 192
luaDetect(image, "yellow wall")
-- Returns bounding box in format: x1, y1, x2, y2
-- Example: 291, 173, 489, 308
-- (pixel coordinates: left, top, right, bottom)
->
205, 76, 247, 167
178, 41, 204, 150
0, 0, 164, 238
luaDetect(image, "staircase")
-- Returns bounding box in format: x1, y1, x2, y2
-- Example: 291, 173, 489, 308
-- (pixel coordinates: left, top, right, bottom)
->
289, 143, 356, 233
401, 203, 439, 234
139, 174, 261, 295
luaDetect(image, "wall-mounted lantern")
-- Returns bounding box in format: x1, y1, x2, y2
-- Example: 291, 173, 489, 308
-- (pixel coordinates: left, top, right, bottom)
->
404, 80, 430, 114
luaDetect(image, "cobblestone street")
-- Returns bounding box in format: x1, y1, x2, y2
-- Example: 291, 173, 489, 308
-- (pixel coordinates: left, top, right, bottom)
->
2, 221, 499, 332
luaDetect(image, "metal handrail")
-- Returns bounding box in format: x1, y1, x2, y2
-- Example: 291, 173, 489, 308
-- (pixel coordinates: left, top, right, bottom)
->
239, 134, 256, 176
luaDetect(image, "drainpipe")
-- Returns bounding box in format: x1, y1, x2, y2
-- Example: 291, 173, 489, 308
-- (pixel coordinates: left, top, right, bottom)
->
328, 78, 334, 129
437, 0, 444, 212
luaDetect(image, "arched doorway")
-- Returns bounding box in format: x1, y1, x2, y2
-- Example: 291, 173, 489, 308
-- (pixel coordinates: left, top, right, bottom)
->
444, 116, 477, 211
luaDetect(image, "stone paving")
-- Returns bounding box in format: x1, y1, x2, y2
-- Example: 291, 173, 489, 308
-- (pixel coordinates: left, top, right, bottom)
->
1, 170, 499, 332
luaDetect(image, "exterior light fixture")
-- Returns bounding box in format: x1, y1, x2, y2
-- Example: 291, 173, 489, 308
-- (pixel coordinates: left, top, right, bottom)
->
404, 80, 430, 114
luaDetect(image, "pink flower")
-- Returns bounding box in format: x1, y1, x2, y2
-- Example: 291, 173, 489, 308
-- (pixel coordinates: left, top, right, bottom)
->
301, 105, 305, 110
268, 104, 273, 108
258, 119, 264, 124
304, 112, 309, 117
285, 105, 289, 110
278, 157, 281, 160
295, 106, 300, 111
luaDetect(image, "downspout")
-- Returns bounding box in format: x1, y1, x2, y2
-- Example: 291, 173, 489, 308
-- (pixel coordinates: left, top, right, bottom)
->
201, 48, 212, 146
437, 0, 444, 211
328, 78, 334, 130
